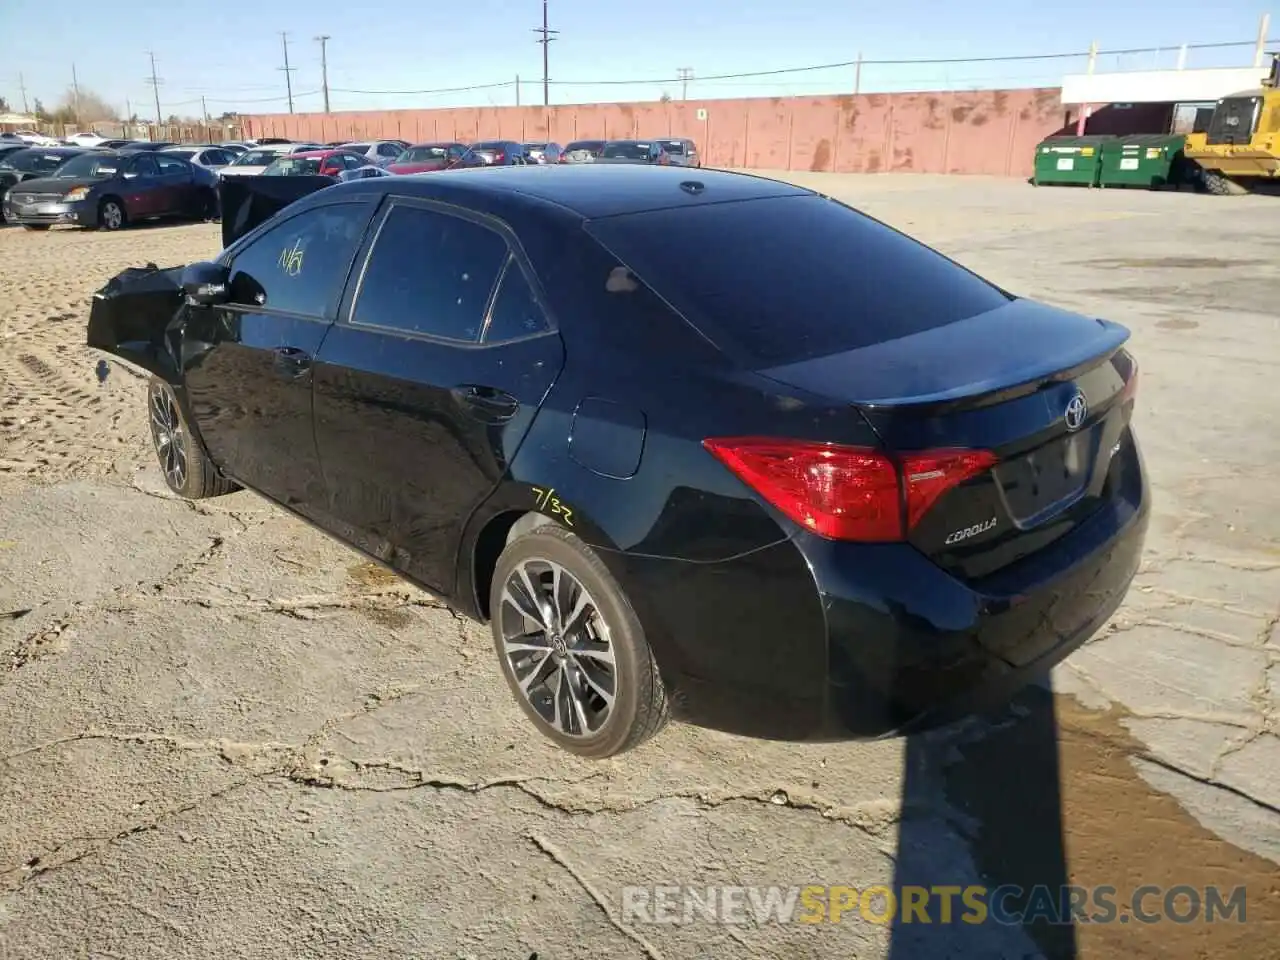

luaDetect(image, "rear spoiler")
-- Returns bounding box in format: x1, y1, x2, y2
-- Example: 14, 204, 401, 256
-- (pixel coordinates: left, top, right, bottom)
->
217, 174, 336, 248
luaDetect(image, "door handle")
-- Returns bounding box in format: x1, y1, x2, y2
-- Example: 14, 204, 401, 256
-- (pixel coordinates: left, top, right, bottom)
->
272, 346, 312, 379
452, 384, 519, 422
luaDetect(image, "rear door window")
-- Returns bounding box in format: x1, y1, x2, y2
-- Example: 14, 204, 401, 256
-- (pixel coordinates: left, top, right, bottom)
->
586, 194, 1011, 366
351, 204, 509, 342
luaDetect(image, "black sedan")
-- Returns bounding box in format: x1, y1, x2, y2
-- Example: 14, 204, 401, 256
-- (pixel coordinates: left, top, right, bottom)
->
3, 150, 218, 231
597, 140, 673, 165
86, 165, 1148, 758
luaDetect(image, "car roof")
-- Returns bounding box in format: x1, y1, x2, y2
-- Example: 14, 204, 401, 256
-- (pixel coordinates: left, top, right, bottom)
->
321, 164, 811, 219
287, 149, 354, 159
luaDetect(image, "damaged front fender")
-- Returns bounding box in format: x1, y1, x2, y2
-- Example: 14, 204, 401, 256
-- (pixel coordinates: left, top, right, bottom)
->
86, 262, 187, 381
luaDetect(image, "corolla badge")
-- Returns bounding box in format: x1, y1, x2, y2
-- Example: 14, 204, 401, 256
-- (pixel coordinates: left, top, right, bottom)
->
1064, 393, 1088, 432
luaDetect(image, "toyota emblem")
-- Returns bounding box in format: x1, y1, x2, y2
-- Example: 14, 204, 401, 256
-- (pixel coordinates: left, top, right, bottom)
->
1064, 393, 1087, 432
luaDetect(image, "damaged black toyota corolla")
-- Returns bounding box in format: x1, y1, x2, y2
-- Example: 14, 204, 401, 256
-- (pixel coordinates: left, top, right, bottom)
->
86, 166, 1149, 758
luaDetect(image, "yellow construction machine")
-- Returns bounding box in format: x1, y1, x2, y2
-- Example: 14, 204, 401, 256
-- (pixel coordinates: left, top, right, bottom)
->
1183, 52, 1280, 194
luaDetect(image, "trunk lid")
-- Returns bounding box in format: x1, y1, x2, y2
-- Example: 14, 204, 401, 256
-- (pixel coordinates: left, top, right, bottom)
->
758, 299, 1138, 581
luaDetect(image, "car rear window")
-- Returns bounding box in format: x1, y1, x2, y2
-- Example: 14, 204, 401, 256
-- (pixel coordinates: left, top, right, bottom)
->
659, 140, 686, 154
586, 194, 1011, 366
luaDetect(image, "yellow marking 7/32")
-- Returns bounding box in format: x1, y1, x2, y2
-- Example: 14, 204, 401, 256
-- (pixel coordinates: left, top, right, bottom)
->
531, 486, 575, 527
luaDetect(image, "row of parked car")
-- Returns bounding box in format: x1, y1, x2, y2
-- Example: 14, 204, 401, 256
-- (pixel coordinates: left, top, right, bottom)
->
0, 132, 701, 232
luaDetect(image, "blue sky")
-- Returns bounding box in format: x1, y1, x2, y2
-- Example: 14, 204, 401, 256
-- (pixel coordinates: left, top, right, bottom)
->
0, 0, 1275, 118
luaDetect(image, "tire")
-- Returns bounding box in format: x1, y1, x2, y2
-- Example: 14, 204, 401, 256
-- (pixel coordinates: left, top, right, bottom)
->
98, 197, 126, 231
490, 524, 669, 758
22, 224, 50, 231
1202, 170, 1247, 196
146, 377, 237, 499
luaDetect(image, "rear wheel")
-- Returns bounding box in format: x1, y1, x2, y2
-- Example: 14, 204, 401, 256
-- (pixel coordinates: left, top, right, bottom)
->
1202, 170, 1248, 195
99, 198, 127, 230
490, 524, 669, 758
147, 378, 237, 499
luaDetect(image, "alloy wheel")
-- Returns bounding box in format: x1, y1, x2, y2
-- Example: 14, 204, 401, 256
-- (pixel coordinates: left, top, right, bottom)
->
102, 202, 123, 230
148, 384, 187, 490
498, 558, 618, 738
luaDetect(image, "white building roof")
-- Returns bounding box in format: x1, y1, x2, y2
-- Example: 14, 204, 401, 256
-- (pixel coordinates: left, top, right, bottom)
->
1061, 67, 1270, 105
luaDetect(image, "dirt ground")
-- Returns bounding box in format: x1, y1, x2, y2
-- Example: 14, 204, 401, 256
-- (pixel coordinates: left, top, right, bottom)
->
1, 174, 1277, 960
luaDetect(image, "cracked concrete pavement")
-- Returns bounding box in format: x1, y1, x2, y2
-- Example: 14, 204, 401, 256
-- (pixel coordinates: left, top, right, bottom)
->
1, 175, 1277, 959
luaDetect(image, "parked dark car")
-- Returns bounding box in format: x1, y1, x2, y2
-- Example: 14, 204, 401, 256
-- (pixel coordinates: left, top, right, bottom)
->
454, 140, 531, 167
117, 141, 179, 152
559, 140, 606, 163
597, 140, 672, 165
86, 165, 1148, 758
3, 150, 218, 231
523, 141, 563, 164
0, 147, 89, 222
388, 142, 469, 174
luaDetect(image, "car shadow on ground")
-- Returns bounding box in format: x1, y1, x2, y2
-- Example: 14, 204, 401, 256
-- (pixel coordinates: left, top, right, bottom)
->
889, 680, 1076, 960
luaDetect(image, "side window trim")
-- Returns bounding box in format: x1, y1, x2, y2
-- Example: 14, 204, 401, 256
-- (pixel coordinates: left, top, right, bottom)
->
222, 200, 376, 322
340, 196, 551, 345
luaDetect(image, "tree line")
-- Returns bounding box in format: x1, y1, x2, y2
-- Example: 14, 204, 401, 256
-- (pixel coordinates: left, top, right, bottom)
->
0, 88, 239, 127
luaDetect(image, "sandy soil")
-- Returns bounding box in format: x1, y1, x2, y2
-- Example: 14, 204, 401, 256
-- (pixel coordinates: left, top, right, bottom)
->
0, 179, 1277, 959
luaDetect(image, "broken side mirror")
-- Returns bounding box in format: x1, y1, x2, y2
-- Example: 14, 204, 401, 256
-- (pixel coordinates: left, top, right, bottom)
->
181, 261, 231, 306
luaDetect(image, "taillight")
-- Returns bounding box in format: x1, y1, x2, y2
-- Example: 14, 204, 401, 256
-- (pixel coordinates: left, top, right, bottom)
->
1120, 362, 1139, 404
702, 438, 996, 543
494, 151, 505, 162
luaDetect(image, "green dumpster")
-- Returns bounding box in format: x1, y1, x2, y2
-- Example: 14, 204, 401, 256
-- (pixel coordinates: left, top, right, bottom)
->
1032, 136, 1111, 186
1098, 134, 1188, 188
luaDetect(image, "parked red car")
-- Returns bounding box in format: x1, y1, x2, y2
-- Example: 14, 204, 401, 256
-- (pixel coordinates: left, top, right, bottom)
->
387, 142, 469, 174
260, 149, 374, 178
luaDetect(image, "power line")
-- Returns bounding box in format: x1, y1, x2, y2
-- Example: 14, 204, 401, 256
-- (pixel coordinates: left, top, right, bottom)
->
330, 81, 513, 96
532, 0, 559, 106
315, 35, 331, 113
145, 52, 163, 126
279, 32, 296, 114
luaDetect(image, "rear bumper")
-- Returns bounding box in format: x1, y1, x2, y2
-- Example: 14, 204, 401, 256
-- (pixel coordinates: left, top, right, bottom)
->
618, 450, 1150, 742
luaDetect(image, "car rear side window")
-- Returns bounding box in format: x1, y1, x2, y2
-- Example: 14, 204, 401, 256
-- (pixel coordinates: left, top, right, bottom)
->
352, 205, 509, 342
483, 258, 549, 343
586, 194, 1011, 366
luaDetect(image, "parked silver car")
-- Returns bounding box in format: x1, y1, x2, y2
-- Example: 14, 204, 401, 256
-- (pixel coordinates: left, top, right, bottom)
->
161, 145, 238, 170
337, 140, 410, 168
655, 138, 701, 167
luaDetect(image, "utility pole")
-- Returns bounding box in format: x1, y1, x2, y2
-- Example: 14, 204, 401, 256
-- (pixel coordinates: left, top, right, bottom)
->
853, 52, 863, 96
531, 0, 559, 107
315, 35, 331, 113
515, 75, 521, 107
146, 52, 163, 129
201, 95, 209, 124
279, 32, 296, 114
18, 72, 29, 115
71, 63, 82, 126
676, 67, 693, 101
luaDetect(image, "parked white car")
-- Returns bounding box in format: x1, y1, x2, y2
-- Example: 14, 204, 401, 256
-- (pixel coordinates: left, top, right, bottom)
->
64, 131, 108, 147
217, 143, 323, 177
6, 129, 61, 147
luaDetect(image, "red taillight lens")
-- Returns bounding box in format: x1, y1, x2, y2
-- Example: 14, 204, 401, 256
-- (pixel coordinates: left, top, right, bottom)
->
494, 151, 505, 162
702, 438, 996, 543
899, 449, 998, 531
1121, 363, 1139, 403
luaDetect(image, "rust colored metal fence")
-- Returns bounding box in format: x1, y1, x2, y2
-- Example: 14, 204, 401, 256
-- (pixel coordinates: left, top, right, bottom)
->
243, 87, 1066, 177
